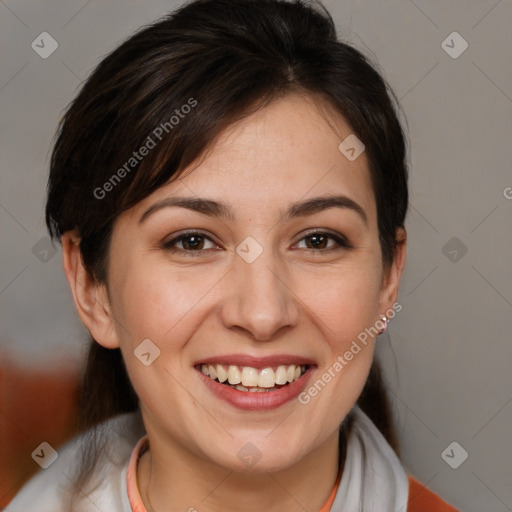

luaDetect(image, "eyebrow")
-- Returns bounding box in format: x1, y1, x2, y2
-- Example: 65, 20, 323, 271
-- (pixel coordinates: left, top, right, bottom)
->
138, 194, 368, 226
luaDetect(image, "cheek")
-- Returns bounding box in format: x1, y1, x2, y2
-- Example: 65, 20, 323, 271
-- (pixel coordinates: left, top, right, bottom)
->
110, 259, 225, 349
293, 265, 381, 436
298, 261, 383, 346
109, 264, 213, 413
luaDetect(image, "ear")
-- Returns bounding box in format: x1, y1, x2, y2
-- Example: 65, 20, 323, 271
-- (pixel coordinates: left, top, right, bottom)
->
378, 227, 407, 314
61, 230, 120, 349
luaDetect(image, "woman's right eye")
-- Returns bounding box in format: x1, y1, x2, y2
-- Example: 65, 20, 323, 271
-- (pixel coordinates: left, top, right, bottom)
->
163, 232, 219, 254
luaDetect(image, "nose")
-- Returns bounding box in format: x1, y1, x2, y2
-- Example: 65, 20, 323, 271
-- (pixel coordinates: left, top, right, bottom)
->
219, 247, 300, 341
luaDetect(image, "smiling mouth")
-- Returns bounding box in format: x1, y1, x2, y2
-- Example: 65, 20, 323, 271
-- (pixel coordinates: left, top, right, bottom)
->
198, 363, 308, 392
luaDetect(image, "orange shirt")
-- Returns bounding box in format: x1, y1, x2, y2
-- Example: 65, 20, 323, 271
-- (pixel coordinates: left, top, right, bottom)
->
407, 475, 459, 512
127, 436, 458, 512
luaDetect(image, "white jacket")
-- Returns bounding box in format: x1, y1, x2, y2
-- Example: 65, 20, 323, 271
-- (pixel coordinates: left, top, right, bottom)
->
5, 406, 408, 512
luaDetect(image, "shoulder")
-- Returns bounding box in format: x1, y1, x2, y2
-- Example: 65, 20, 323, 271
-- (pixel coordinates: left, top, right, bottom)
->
407, 475, 460, 512
4, 411, 145, 512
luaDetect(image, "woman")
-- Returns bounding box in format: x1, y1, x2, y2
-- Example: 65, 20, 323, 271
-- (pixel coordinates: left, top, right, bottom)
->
6, 0, 459, 510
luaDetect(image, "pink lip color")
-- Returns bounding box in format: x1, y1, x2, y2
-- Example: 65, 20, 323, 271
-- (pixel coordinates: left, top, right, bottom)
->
196, 366, 315, 411
195, 354, 316, 369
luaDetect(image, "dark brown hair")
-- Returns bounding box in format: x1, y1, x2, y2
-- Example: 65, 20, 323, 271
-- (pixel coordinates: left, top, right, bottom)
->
46, 0, 407, 489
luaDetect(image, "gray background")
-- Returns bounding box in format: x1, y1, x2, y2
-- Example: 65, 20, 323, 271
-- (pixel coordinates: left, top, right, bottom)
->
1, 1, 511, 510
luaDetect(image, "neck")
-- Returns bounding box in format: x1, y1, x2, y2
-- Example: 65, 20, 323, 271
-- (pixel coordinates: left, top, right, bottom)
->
138, 429, 342, 512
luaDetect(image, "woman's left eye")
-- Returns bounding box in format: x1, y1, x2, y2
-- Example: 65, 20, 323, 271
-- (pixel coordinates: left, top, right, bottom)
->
162, 230, 350, 256
295, 232, 350, 252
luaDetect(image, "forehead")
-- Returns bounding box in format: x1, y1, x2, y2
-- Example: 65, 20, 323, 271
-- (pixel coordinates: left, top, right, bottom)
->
128, 93, 376, 224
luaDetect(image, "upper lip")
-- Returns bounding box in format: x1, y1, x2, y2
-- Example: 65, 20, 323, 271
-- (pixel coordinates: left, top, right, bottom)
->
195, 354, 316, 369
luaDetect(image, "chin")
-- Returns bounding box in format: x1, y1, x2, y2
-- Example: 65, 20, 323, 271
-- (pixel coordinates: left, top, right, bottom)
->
201, 433, 311, 475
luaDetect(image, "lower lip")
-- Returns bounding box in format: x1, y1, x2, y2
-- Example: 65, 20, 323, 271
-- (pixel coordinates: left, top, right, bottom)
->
197, 367, 315, 411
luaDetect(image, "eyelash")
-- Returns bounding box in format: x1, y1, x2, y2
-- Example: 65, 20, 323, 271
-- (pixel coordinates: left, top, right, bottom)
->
162, 230, 351, 256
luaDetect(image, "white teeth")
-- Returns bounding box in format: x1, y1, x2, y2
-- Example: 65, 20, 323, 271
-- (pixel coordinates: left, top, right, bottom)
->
275, 365, 288, 385
227, 365, 241, 384
241, 367, 259, 387
200, 363, 307, 391
216, 365, 228, 383
258, 367, 275, 388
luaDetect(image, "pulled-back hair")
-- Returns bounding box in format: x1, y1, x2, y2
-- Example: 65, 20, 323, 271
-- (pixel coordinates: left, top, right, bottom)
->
45, 0, 407, 490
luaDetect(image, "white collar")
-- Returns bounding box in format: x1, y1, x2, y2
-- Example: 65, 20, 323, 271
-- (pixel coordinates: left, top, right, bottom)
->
331, 405, 409, 512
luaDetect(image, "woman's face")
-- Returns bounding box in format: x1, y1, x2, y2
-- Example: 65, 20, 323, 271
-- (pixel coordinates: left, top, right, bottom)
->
90, 94, 404, 472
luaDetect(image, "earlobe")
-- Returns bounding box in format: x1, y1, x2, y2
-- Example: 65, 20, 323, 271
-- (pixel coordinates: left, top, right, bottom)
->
61, 230, 120, 349
379, 228, 407, 312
